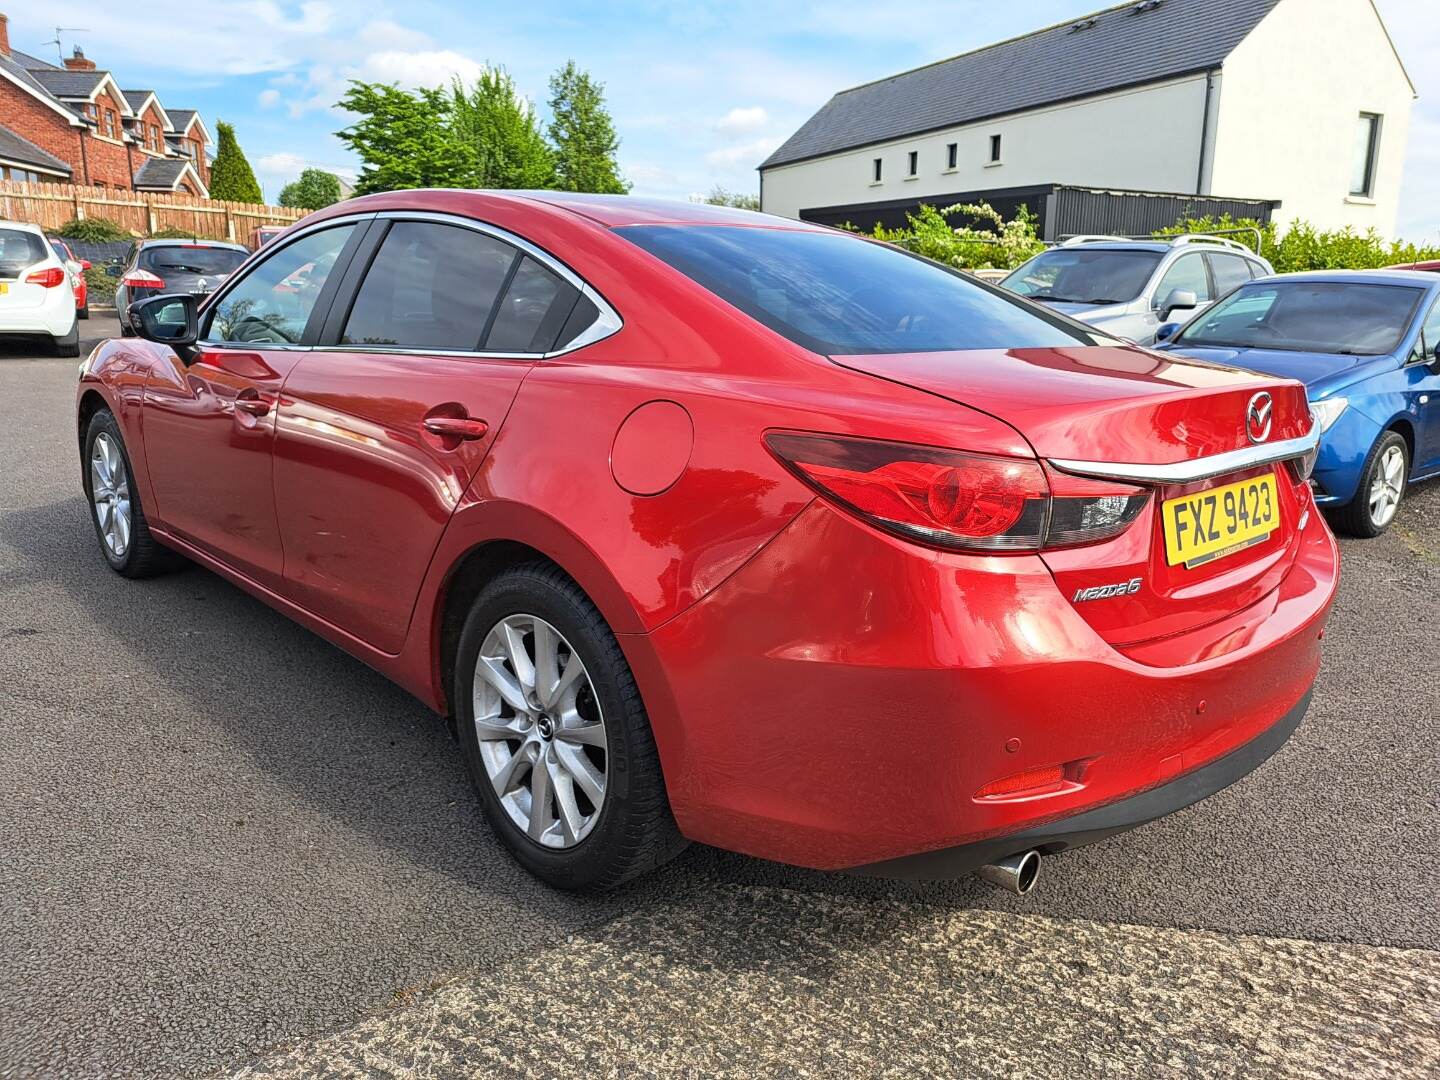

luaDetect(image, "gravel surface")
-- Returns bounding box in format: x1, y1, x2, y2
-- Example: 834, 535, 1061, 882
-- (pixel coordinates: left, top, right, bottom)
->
2, 318, 1436, 1077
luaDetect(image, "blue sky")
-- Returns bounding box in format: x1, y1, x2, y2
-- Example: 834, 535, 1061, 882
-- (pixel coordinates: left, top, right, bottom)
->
8, 1, 1436, 240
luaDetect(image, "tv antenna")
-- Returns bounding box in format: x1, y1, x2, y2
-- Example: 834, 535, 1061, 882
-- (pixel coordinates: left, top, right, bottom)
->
45, 27, 91, 64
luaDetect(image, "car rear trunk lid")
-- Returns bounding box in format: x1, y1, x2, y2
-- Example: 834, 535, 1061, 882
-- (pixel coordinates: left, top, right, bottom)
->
832, 345, 1317, 649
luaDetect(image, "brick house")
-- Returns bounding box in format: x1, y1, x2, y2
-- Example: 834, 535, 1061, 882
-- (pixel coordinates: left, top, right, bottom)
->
0, 13, 210, 195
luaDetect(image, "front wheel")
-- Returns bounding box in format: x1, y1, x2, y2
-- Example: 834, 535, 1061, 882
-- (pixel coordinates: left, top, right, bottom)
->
1332, 430, 1408, 538
83, 409, 174, 577
454, 563, 685, 890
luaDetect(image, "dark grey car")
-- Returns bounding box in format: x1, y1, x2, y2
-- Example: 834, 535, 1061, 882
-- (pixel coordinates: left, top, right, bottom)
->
114, 240, 249, 335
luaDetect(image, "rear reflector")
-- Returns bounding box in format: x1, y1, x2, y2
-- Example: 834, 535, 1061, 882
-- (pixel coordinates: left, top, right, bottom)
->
974, 764, 1067, 800
765, 432, 1149, 553
25, 266, 66, 288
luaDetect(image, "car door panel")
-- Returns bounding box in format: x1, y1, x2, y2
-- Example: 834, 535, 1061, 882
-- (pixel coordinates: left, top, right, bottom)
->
139, 221, 366, 588
272, 351, 530, 653
269, 216, 558, 654
142, 346, 303, 586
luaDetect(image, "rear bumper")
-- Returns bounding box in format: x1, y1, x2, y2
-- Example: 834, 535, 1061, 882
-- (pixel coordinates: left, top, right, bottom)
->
850, 688, 1310, 879
0, 304, 75, 337
630, 496, 1337, 872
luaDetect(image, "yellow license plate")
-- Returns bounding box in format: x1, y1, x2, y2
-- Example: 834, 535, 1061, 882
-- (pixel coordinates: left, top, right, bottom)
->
1161, 473, 1279, 568
0, 283, 7, 294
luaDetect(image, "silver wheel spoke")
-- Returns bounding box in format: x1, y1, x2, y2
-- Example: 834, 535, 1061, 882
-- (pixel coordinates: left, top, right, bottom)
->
556, 720, 606, 747
549, 653, 585, 710
527, 757, 554, 840
532, 620, 560, 705
474, 716, 528, 741
550, 763, 584, 844
476, 655, 529, 715
502, 621, 536, 696
489, 741, 532, 796
554, 741, 605, 804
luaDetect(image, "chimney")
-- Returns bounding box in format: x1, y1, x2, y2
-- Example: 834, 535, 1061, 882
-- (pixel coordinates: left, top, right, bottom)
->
64, 45, 95, 72
0, 15, 10, 57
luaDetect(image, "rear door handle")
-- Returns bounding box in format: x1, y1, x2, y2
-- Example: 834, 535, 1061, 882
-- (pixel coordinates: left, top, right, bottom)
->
234, 390, 272, 417
422, 416, 489, 440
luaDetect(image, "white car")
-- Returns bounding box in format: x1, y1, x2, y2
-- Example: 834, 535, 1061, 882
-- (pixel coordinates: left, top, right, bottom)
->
1000, 234, 1274, 346
0, 220, 79, 356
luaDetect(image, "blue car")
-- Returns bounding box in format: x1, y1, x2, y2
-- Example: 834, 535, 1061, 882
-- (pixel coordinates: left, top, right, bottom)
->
1155, 270, 1440, 536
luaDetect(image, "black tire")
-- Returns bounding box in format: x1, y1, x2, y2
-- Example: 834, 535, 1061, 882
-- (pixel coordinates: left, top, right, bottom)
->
82, 408, 176, 578
119, 323, 134, 337
52, 320, 80, 358
77, 303, 89, 320
454, 562, 685, 890
1330, 430, 1408, 538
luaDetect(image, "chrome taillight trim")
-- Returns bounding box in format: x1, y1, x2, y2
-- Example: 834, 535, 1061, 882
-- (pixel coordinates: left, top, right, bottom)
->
1048, 429, 1320, 486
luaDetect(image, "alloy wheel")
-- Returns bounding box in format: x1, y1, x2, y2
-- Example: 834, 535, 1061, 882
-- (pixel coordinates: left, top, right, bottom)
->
90, 433, 132, 558
472, 614, 608, 849
1368, 444, 1405, 529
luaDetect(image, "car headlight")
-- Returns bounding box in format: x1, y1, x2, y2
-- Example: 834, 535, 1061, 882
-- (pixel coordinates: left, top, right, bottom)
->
1309, 397, 1348, 433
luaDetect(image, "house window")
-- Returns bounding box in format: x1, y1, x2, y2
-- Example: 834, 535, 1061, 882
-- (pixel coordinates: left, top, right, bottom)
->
946, 142, 957, 170
1351, 113, 1381, 197
989, 134, 1002, 164
907, 150, 918, 177
872, 157, 882, 183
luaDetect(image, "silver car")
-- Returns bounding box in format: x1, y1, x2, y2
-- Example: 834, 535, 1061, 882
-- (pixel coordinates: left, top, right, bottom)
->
1001, 235, 1274, 346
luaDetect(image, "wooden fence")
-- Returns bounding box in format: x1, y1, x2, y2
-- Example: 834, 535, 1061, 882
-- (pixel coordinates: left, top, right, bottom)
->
0, 180, 306, 241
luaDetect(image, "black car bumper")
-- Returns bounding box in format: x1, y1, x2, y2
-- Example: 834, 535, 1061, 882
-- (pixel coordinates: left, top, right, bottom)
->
850, 689, 1312, 880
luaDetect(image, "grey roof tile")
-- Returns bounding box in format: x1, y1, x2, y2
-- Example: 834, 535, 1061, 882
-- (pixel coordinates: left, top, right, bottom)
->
0, 123, 72, 175
133, 157, 194, 189
762, 0, 1280, 169
29, 67, 106, 99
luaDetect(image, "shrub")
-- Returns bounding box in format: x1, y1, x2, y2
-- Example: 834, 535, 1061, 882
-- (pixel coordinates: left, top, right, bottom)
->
868, 202, 1045, 270
56, 216, 130, 243
83, 264, 115, 302
1156, 213, 1440, 272
149, 226, 202, 239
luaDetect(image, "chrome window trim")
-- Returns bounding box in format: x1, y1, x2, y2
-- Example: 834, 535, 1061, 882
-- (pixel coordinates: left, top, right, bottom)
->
1049, 429, 1320, 485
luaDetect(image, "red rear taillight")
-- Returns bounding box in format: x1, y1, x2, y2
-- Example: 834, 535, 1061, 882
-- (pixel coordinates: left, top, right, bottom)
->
974, 764, 1067, 800
122, 270, 165, 289
25, 266, 66, 288
766, 432, 1149, 553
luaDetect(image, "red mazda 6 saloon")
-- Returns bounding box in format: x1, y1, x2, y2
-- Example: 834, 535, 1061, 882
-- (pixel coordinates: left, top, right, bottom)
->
77, 191, 1337, 893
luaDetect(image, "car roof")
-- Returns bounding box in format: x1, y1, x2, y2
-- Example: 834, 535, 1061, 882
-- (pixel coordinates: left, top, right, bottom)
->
1049, 239, 1263, 256
1253, 268, 1440, 288
508, 191, 811, 228
138, 238, 248, 250
0, 219, 45, 234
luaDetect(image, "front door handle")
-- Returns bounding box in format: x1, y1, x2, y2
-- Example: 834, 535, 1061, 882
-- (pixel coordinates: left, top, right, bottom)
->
422, 416, 489, 440
234, 390, 272, 417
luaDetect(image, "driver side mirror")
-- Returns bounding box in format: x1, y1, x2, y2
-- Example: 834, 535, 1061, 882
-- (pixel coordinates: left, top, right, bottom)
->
129, 293, 199, 362
1154, 322, 1181, 344
1158, 288, 1198, 321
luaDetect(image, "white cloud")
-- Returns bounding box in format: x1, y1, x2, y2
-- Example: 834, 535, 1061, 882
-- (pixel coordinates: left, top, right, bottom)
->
704, 136, 780, 169
257, 88, 281, 109
353, 49, 486, 89
715, 105, 768, 135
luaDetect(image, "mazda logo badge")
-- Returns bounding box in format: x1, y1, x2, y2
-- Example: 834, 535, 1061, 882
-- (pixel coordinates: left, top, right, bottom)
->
1246, 391, 1273, 444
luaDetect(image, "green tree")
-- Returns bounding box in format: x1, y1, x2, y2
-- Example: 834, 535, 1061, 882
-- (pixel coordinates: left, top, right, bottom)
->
702, 185, 759, 211
337, 82, 478, 195
546, 61, 628, 194
208, 121, 264, 203
450, 70, 555, 189
278, 168, 343, 210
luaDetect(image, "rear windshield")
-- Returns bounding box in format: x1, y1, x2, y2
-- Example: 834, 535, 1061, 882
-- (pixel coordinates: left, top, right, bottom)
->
619, 225, 1093, 355
140, 245, 248, 276
1176, 281, 1424, 355
1002, 249, 1164, 304
0, 228, 49, 277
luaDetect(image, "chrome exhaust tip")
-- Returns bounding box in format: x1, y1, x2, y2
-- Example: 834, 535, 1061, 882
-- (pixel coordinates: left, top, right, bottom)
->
976, 850, 1041, 895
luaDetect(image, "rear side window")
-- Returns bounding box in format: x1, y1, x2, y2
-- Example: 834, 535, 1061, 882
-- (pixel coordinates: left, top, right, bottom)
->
140, 245, 247, 276
0, 228, 49, 279
485, 256, 580, 353
621, 225, 1091, 355
342, 222, 516, 350
1207, 253, 1255, 297
1155, 253, 1212, 304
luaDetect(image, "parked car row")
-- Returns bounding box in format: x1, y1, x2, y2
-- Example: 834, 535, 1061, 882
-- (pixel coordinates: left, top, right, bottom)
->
1000, 237, 1439, 536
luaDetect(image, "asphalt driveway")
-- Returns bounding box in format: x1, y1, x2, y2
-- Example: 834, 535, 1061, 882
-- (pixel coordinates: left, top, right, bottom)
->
2, 316, 1437, 1077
